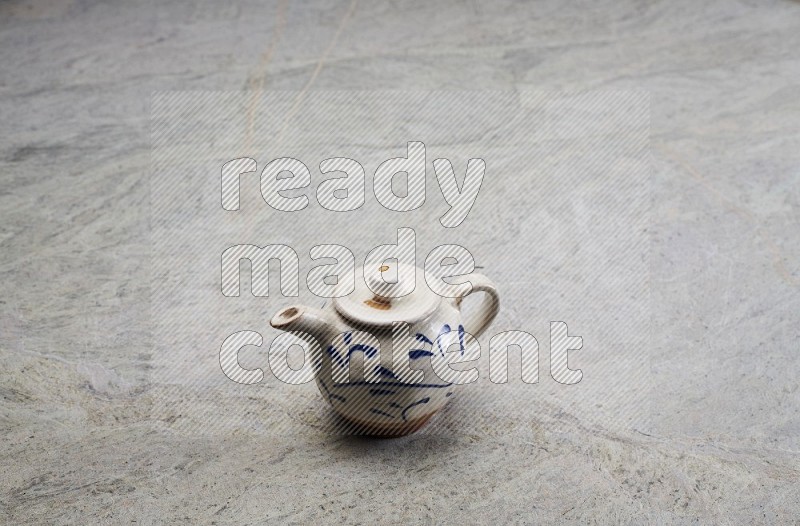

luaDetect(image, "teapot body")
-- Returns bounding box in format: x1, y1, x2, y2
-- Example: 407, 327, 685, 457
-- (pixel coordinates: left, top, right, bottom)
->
270, 266, 499, 436
312, 299, 465, 436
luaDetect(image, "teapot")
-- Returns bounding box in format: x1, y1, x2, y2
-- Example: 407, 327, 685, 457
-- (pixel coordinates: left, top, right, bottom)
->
270, 263, 499, 436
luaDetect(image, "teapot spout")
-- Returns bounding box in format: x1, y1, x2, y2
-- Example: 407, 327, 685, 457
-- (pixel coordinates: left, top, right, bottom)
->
270, 304, 337, 346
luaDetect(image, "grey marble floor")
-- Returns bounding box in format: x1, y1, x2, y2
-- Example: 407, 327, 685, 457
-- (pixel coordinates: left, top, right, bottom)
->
1, 0, 799, 523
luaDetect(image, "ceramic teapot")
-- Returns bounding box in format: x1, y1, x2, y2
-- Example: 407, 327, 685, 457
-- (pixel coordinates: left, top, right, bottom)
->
270, 263, 499, 436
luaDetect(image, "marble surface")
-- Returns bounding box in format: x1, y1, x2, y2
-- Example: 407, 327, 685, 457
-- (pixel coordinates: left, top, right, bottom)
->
1, 0, 799, 523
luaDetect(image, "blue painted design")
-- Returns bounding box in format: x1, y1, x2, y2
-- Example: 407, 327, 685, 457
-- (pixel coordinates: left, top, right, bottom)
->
374, 365, 398, 380
431, 324, 467, 356
334, 381, 453, 389
321, 326, 461, 403
369, 408, 396, 419
326, 339, 378, 371
410, 332, 434, 360
318, 378, 346, 404
388, 402, 402, 409
326, 345, 346, 368
446, 391, 454, 397
436, 324, 452, 356
401, 397, 431, 422
318, 377, 330, 400
369, 388, 397, 396
415, 333, 433, 345
347, 344, 378, 359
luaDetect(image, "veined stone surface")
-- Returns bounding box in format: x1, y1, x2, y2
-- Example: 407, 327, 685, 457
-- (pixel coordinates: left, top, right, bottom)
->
1, 0, 798, 523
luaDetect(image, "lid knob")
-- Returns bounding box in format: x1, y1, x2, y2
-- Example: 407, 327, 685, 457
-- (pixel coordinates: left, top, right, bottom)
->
366, 264, 395, 308
333, 264, 441, 325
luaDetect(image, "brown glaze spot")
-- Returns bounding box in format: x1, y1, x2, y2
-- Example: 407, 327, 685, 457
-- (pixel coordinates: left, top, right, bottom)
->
336, 411, 437, 437
379, 265, 389, 272
364, 299, 391, 310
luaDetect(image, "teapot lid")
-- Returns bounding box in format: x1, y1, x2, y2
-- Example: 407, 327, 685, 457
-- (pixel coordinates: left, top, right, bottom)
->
333, 263, 441, 326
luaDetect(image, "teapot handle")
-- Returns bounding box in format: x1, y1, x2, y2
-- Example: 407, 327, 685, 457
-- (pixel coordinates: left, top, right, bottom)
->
455, 273, 500, 337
